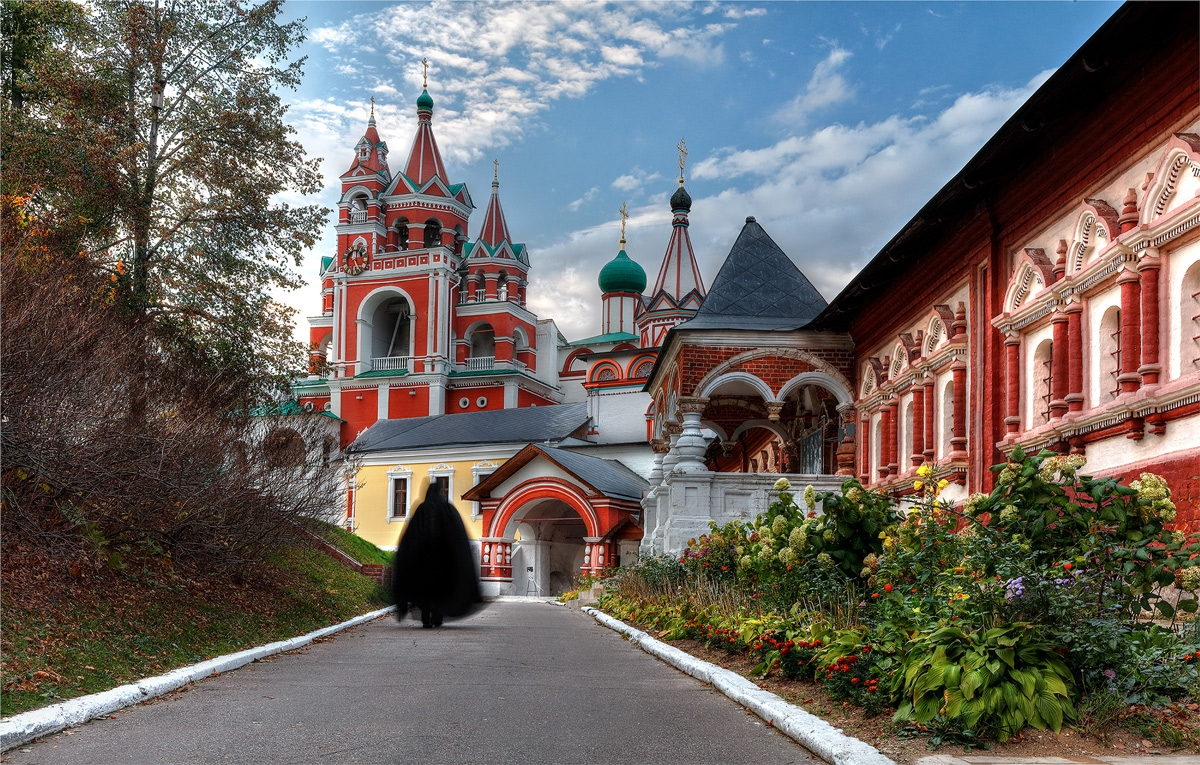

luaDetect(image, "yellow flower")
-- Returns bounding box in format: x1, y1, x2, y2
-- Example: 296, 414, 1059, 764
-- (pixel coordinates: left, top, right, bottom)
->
913, 480, 924, 491
938, 479, 949, 490
917, 464, 933, 479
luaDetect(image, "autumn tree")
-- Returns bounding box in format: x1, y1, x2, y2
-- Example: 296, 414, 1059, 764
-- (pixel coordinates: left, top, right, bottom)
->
3, 0, 327, 407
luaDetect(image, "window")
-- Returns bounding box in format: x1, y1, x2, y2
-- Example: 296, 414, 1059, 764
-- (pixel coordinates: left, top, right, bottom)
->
1183, 261, 1200, 375
390, 477, 409, 520
471, 461, 497, 519
1032, 340, 1053, 426
429, 463, 455, 505
386, 465, 413, 521
1098, 307, 1121, 402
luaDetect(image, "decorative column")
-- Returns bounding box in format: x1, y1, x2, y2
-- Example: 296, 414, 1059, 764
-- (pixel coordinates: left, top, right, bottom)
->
893, 395, 904, 475
1066, 303, 1084, 412
648, 439, 669, 486
922, 378, 935, 461
1004, 336, 1021, 433
1139, 249, 1162, 386
673, 398, 710, 473
1050, 312, 1069, 419
661, 424, 682, 476
949, 358, 968, 460
582, 537, 602, 575
1117, 268, 1142, 394
911, 380, 926, 466
836, 403, 857, 476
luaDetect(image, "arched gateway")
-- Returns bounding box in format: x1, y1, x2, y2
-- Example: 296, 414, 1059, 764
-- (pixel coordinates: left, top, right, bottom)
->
465, 444, 647, 597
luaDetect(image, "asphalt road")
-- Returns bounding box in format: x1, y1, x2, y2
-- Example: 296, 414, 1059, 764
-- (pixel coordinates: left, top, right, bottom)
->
5, 601, 818, 764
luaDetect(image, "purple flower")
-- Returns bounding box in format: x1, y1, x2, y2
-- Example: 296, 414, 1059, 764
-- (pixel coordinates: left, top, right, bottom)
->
1103, 669, 1117, 679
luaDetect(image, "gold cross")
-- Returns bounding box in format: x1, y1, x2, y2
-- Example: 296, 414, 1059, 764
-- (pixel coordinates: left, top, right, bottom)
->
677, 138, 687, 185
493, 158, 499, 182
421, 57, 429, 88
619, 202, 629, 244
370, 96, 375, 118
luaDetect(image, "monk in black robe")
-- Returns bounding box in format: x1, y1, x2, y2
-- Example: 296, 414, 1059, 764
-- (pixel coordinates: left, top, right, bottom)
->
392, 482, 484, 627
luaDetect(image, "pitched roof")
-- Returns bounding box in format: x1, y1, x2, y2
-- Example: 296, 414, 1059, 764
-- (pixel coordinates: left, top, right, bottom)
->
463, 443, 648, 503
346, 402, 589, 453
649, 183, 706, 303
676, 217, 827, 332
477, 177, 512, 247
402, 108, 448, 186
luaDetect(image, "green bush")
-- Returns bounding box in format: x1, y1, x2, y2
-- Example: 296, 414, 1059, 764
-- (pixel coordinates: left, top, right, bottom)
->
892, 623, 1076, 742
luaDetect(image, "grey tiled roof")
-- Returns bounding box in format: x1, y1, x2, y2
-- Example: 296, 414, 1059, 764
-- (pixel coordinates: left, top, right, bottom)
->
677, 217, 827, 331
348, 402, 589, 453
538, 446, 649, 501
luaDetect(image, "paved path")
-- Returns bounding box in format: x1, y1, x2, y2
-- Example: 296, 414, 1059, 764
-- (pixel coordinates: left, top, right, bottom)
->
4, 601, 818, 764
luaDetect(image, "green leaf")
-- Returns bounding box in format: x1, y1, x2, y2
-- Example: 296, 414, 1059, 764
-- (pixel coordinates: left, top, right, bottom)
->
1157, 600, 1176, 619
996, 647, 1016, 669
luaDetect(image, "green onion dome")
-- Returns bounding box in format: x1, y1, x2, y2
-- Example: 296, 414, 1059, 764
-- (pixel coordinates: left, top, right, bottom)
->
598, 249, 647, 294
416, 88, 434, 111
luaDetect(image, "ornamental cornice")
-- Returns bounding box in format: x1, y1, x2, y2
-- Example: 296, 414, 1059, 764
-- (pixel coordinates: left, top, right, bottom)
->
383, 195, 472, 219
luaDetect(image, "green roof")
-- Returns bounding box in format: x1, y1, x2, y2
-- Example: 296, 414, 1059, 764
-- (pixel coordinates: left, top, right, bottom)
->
416, 88, 434, 111
248, 400, 343, 421
567, 331, 639, 347
354, 368, 408, 379
321, 256, 333, 273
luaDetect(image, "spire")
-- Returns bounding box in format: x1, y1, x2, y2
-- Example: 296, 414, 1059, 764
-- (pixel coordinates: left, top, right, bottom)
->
477, 159, 512, 246
651, 145, 704, 301
403, 60, 448, 185
344, 100, 388, 177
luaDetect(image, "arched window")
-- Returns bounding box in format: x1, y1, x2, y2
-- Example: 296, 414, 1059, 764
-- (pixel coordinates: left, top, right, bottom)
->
469, 324, 496, 369
369, 296, 412, 369
632, 359, 654, 378
872, 419, 883, 480
1097, 306, 1121, 404
903, 401, 914, 467
941, 381, 955, 455
1183, 261, 1200, 376
497, 270, 509, 301
424, 218, 442, 248
395, 218, 409, 251
1032, 340, 1053, 426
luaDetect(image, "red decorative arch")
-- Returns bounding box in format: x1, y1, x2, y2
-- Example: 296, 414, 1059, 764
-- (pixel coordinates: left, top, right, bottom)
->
589, 361, 622, 383
627, 353, 657, 378
561, 347, 593, 375
487, 478, 600, 538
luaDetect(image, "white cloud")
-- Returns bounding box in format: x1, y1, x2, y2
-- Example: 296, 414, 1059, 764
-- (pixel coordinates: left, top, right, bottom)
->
725, 7, 767, 19
611, 167, 663, 193
775, 45, 854, 124
568, 186, 600, 212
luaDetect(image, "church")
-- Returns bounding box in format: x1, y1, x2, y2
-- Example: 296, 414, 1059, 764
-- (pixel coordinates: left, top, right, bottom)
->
286, 3, 1200, 596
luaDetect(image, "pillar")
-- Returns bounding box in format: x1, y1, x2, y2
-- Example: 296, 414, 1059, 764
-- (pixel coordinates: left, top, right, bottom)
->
1050, 313, 1069, 419
1066, 303, 1084, 412
648, 440, 668, 486
892, 397, 903, 475
949, 359, 967, 459
661, 425, 682, 476
1117, 269, 1142, 394
406, 223, 424, 251
911, 382, 926, 466
673, 399, 710, 474
922, 378, 935, 461
1004, 336, 1020, 433
1139, 249, 1162, 386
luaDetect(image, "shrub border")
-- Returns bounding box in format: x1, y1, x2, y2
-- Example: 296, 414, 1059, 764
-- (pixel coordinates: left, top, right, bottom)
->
0, 606, 398, 752
583, 606, 896, 765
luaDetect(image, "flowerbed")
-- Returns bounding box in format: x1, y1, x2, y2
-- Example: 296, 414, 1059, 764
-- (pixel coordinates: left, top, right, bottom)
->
600, 449, 1200, 751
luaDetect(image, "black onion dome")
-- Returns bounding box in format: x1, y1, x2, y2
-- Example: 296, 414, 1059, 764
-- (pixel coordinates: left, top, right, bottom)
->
670, 183, 692, 211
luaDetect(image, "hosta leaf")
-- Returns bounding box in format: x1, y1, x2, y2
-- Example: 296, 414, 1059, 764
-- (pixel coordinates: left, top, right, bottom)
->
960, 668, 983, 699
1043, 673, 1068, 698
997, 647, 1016, 669
914, 694, 941, 722
943, 663, 962, 690
1035, 691, 1064, 732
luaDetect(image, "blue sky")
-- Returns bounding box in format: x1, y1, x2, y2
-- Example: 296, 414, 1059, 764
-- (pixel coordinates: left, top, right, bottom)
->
277, 1, 1121, 342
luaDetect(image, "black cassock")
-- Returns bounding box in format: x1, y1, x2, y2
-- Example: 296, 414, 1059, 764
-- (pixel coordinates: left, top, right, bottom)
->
392, 483, 484, 626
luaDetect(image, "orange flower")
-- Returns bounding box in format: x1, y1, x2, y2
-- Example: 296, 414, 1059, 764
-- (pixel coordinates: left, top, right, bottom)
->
884, 583, 893, 593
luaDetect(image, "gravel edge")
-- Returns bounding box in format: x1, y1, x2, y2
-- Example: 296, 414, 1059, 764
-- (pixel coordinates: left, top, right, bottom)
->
582, 606, 896, 765
0, 605, 398, 752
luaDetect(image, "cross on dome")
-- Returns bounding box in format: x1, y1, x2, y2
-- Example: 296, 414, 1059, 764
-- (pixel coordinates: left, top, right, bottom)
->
619, 202, 629, 246
677, 138, 687, 186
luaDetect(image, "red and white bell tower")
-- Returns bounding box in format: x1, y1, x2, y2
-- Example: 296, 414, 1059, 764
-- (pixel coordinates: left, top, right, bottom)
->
299, 72, 560, 445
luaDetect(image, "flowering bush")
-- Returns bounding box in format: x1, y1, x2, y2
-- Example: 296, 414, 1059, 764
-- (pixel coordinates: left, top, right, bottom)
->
601, 453, 1200, 747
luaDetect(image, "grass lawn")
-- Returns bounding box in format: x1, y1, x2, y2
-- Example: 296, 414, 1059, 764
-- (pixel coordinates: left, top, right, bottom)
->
1, 535, 392, 717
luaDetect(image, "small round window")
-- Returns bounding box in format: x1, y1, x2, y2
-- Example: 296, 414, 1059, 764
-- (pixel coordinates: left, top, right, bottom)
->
459, 397, 470, 409
476, 396, 488, 408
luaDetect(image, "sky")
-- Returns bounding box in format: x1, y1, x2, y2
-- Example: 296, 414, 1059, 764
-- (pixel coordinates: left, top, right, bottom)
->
276, 0, 1122, 344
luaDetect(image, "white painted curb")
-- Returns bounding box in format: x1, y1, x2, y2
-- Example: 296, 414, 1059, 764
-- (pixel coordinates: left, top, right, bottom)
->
583, 607, 896, 765
0, 605, 397, 752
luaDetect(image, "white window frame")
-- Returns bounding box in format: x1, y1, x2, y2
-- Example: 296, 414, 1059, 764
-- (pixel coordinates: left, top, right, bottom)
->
471, 460, 499, 519
386, 465, 413, 522
429, 463, 455, 505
